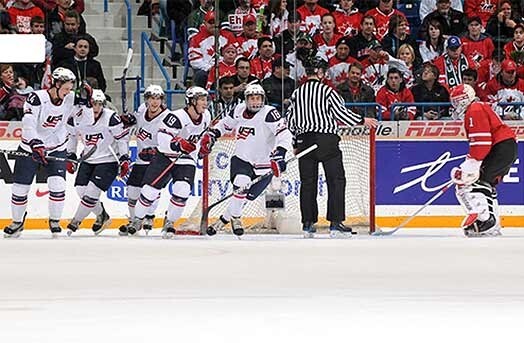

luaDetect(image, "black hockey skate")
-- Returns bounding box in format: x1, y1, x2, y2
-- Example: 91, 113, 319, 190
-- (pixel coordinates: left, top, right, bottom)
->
49, 219, 62, 237
302, 222, 316, 239
463, 214, 500, 237
230, 217, 244, 236
92, 204, 110, 235
207, 216, 228, 236
142, 214, 155, 235
127, 218, 143, 236
118, 223, 129, 236
66, 219, 81, 236
329, 222, 355, 238
4, 212, 27, 238
162, 219, 176, 239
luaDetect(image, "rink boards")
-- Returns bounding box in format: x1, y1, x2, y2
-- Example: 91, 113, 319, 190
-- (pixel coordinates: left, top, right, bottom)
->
0, 121, 522, 229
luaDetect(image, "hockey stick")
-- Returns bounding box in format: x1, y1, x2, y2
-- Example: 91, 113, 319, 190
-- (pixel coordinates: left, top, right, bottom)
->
0, 145, 97, 164
199, 144, 319, 233
372, 180, 454, 236
114, 48, 134, 114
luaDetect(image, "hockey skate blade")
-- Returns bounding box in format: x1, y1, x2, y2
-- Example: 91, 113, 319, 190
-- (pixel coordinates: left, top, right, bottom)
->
94, 219, 112, 236
4, 231, 22, 239
329, 230, 352, 239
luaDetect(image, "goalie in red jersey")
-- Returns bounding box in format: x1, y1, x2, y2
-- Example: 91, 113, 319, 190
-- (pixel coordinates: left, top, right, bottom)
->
449, 84, 518, 237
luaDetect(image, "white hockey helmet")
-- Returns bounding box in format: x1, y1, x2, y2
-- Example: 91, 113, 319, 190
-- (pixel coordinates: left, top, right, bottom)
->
91, 89, 106, 104
185, 86, 208, 105
450, 84, 476, 120
244, 84, 265, 112
144, 84, 165, 99
51, 67, 76, 83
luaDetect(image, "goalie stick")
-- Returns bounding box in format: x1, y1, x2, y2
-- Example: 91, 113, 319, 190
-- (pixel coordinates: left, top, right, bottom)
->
199, 144, 319, 234
114, 48, 134, 114
372, 180, 454, 236
0, 145, 97, 164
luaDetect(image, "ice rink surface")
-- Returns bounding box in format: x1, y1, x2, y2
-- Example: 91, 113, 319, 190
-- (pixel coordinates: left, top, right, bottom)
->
1, 228, 523, 343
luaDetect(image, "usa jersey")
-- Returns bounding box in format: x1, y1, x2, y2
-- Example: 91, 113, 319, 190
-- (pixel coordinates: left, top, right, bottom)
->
20, 90, 76, 153
132, 103, 171, 165
157, 108, 212, 166
66, 107, 129, 164
214, 104, 293, 174
464, 102, 516, 161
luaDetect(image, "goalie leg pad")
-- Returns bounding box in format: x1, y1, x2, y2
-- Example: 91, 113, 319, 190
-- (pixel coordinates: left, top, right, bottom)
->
455, 180, 493, 223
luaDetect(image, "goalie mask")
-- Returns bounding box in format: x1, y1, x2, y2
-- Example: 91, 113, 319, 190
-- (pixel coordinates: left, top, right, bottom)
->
245, 84, 265, 113
450, 84, 476, 120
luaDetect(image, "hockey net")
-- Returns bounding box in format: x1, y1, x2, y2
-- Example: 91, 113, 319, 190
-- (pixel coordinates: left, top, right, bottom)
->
179, 126, 376, 235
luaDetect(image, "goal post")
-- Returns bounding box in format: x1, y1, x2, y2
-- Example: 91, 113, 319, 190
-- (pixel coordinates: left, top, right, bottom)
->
179, 126, 376, 235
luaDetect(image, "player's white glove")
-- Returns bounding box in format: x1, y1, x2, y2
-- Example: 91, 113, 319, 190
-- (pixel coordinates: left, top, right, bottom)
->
451, 158, 482, 186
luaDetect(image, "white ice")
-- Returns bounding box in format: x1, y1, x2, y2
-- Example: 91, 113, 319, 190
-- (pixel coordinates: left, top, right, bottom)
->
1, 229, 523, 343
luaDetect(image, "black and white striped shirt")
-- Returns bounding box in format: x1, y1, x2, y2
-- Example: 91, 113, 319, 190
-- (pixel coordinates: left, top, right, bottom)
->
286, 79, 363, 137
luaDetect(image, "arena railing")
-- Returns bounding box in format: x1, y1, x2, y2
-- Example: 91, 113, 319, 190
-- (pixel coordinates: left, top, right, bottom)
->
139, 32, 172, 108
344, 102, 383, 121
390, 102, 452, 120
104, 0, 133, 49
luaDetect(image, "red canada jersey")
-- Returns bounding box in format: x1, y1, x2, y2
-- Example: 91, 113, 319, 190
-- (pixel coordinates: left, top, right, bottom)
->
332, 8, 362, 37
189, 28, 238, 72
376, 86, 416, 120
325, 54, 358, 88
297, 4, 330, 36
251, 0, 269, 10
314, 33, 343, 62
503, 41, 524, 79
464, 102, 516, 160
206, 61, 237, 89
237, 33, 266, 59
461, 35, 495, 68
464, 0, 497, 26
7, 6, 45, 34
364, 8, 409, 41
250, 56, 276, 80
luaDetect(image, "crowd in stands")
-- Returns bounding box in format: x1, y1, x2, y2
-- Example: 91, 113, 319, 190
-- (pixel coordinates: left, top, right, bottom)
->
0, 0, 106, 120
155, 0, 524, 121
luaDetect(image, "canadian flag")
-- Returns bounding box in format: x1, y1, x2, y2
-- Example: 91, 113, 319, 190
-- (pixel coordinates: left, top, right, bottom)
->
40, 57, 52, 90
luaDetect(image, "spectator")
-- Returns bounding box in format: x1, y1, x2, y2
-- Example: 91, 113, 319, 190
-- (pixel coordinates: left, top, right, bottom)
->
7, 0, 44, 34
268, 0, 288, 37
361, 40, 393, 93
461, 16, 494, 68
419, 0, 463, 21
261, 58, 294, 112
32, 0, 84, 14
382, 14, 422, 67
313, 13, 341, 62
273, 11, 302, 57
397, 44, 417, 87
504, 23, 524, 72
486, 0, 522, 46
477, 50, 505, 87
296, 0, 329, 36
0, 64, 15, 120
348, 15, 377, 61
187, 0, 214, 38
376, 68, 416, 120
232, 56, 258, 99
0, 3, 16, 33
464, 0, 496, 27
411, 63, 450, 119
237, 13, 262, 59
59, 36, 106, 92
419, 19, 445, 63
51, 10, 98, 69
332, 0, 362, 37
325, 36, 358, 88
434, 36, 476, 89
165, 0, 193, 62
226, 0, 257, 36
365, 0, 409, 41
419, 0, 466, 40
188, 10, 238, 87
484, 59, 524, 120
45, 0, 86, 40
250, 36, 278, 80
211, 76, 242, 119
286, 32, 316, 84
463, 67, 487, 100
206, 43, 238, 89
4, 76, 34, 121
336, 62, 376, 118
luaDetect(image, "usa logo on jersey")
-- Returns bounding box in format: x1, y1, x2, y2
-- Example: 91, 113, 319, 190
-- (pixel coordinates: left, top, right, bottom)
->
237, 126, 255, 140
84, 133, 103, 146
42, 114, 63, 128
136, 127, 152, 141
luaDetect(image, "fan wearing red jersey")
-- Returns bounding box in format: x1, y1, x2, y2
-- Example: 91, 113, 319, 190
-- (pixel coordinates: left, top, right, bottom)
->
449, 84, 518, 237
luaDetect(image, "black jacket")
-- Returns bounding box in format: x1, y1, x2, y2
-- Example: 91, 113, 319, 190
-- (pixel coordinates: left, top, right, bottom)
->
337, 81, 376, 118
348, 32, 377, 61
411, 81, 450, 118
52, 32, 99, 69
46, 7, 87, 41
419, 9, 467, 40
486, 13, 523, 46
60, 57, 107, 92
381, 32, 422, 69
261, 74, 295, 113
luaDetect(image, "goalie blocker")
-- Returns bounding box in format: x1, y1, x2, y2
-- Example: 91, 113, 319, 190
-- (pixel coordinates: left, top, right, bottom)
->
449, 84, 517, 237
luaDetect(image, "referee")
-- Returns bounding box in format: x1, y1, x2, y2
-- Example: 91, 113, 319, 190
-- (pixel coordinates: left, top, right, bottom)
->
286, 55, 378, 238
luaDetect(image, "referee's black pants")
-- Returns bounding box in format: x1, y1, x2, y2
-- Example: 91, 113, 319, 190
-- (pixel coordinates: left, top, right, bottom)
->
296, 132, 345, 225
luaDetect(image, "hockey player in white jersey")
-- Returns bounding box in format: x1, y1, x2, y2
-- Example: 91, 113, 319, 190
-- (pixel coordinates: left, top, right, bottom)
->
118, 85, 171, 236
4, 67, 78, 238
65, 90, 130, 236
204, 84, 293, 237
126, 86, 211, 238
